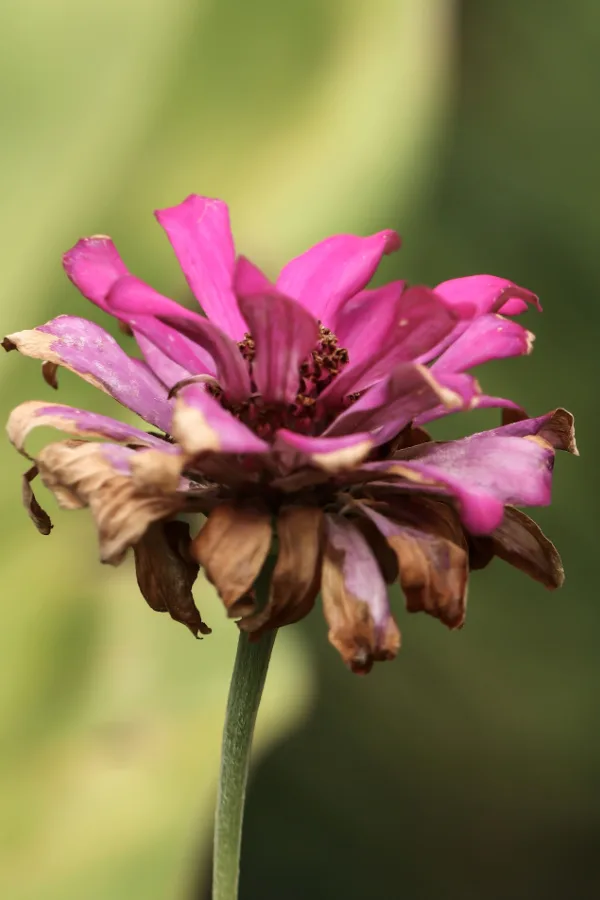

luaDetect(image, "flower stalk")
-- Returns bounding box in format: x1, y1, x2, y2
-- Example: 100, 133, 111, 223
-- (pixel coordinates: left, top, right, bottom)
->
213, 569, 277, 900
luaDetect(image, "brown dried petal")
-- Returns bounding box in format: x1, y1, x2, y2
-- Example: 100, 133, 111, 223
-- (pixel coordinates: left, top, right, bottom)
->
22, 465, 53, 535
239, 506, 323, 635
190, 503, 272, 618
133, 521, 210, 637
36, 441, 184, 563
42, 361, 59, 389
488, 505, 564, 589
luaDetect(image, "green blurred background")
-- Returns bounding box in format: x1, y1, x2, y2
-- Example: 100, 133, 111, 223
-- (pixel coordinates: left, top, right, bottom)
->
0, 1, 597, 898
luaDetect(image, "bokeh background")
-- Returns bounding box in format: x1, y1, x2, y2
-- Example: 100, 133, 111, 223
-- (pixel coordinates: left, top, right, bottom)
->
1, 1, 597, 898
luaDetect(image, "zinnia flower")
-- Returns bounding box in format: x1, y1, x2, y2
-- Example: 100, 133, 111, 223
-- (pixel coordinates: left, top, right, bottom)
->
4, 195, 577, 673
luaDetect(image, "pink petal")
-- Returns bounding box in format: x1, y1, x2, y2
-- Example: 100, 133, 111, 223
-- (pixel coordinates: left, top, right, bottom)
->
331, 280, 405, 365
171, 384, 268, 456
108, 275, 250, 401
276, 229, 401, 324
133, 331, 193, 389
8, 401, 173, 451
431, 314, 534, 374
393, 435, 557, 533
434, 275, 540, 317
155, 195, 247, 340
62, 236, 127, 311
325, 364, 461, 445
319, 286, 459, 406
235, 257, 319, 404
13, 316, 172, 431
413, 372, 522, 426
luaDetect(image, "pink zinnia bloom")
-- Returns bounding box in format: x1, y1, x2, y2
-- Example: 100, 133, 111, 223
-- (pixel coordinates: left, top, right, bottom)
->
4, 195, 577, 673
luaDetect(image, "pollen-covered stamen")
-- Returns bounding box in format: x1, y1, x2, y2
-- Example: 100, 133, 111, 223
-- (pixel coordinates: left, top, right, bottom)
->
216, 323, 352, 440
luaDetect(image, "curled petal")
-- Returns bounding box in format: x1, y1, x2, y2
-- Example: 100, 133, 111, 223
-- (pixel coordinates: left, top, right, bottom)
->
239, 506, 323, 635
434, 275, 540, 318
326, 364, 461, 445
414, 372, 523, 426
235, 258, 319, 404
3, 316, 172, 432
478, 407, 578, 454
36, 442, 185, 563
133, 521, 210, 637
155, 195, 247, 340
172, 384, 268, 456
190, 503, 272, 617
63, 236, 127, 311
276, 230, 401, 324
432, 314, 534, 374
22, 465, 53, 535
358, 500, 468, 629
7, 401, 171, 457
469, 506, 564, 589
321, 515, 400, 674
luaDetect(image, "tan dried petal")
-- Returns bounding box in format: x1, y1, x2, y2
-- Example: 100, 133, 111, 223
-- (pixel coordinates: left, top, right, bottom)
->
190, 503, 272, 617
239, 506, 323, 635
36, 441, 184, 563
22, 465, 53, 535
133, 521, 210, 637
3, 330, 109, 395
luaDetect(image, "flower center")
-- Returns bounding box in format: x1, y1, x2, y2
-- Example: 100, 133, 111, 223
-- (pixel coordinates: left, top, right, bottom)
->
211, 324, 351, 440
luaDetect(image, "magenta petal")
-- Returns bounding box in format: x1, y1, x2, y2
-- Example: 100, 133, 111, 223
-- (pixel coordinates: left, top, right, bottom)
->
432, 314, 534, 374
414, 373, 521, 425
235, 258, 319, 404
394, 435, 556, 533
172, 384, 268, 455
320, 286, 459, 406
326, 364, 460, 445
63, 236, 128, 311
33, 316, 172, 431
331, 281, 405, 365
434, 275, 540, 317
155, 195, 247, 340
273, 429, 373, 473
276, 229, 401, 324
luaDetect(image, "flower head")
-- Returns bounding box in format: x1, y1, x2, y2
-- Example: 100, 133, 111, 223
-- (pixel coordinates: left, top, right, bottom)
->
4, 195, 577, 672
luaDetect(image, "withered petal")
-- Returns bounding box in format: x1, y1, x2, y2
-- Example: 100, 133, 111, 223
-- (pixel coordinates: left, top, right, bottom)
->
239, 506, 323, 635
358, 497, 469, 630
489, 505, 564, 589
36, 441, 184, 563
22, 465, 53, 535
42, 361, 59, 389
190, 503, 272, 617
133, 521, 210, 637
321, 516, 400, 674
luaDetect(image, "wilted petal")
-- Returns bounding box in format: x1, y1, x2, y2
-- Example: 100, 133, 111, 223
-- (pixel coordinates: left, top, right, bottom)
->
239, 506, 323, 635
477, 407, 578, 453
155, 195, 247, 340
3, 316, 172, 431
326, 364, 461, 445
63, 236, 128, 311
172, 384, 268, 456
273, 429, 373, 473
190, 503, 272, 617
321, 286, 461, 405
7, 401, 171, 456
276, 230, 401, 323
22, 465, 53, 535
36, 441, 184, 563
358, 500, 468, 629
414, 372, 523, 426
133, 521, 211, 636
432, 314, 534, 374
321, 515, 400, 673
133, 331, 193, 389
470, 506, 564, 589
235, 258, 319, 403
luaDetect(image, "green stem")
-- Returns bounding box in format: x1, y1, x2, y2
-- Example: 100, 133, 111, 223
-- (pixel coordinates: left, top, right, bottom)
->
212, 624, 276, 900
